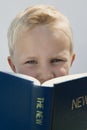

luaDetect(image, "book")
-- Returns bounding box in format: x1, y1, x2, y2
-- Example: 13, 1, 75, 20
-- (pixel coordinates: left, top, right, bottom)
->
0, 71, 87, 130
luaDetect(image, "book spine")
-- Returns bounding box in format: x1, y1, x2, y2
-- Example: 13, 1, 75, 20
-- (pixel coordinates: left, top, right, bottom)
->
30, 86, 54, 130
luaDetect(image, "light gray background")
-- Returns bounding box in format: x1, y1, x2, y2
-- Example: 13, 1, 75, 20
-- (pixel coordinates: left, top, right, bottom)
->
0, 0, 87, 74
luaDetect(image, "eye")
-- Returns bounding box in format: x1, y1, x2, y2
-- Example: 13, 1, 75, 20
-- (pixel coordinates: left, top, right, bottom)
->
25, 60, 37, 64
50, 58, 63, 64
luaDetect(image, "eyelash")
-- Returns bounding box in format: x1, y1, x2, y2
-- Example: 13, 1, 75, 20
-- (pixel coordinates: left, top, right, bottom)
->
25, 58, 64, 65
25, 60, 37, 64
50, 58, 63, 63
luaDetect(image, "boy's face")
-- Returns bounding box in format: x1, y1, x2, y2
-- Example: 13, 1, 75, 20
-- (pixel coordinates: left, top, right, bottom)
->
8, 26, 75, 83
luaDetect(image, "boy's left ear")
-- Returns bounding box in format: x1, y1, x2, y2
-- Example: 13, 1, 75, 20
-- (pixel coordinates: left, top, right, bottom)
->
71, 53, 76, 66
7, 56, 16, 72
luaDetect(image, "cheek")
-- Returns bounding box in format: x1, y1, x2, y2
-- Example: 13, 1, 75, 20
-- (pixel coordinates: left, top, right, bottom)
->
16, 66, 38, 78
59, 68, 69, 76
54, 64, 70, 77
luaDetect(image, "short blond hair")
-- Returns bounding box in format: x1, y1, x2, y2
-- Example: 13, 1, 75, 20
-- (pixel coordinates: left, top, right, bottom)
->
7, 5, 73, 56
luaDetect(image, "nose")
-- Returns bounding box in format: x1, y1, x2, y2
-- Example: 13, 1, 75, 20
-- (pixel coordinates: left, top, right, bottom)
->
37, 66, 54, 84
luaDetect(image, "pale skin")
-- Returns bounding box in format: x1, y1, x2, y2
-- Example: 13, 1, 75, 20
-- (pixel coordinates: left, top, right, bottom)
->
8, 26, 75, 83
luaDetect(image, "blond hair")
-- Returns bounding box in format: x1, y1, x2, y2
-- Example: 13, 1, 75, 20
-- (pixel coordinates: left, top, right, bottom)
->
7, 5, 73, 56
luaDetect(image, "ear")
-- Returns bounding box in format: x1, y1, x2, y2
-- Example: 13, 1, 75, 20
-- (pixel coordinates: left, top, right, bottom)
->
70, 53, 76, 66
8, 56, 16, 72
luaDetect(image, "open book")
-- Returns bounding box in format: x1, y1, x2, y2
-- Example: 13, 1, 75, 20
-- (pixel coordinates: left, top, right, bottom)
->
0, 71, 87, 130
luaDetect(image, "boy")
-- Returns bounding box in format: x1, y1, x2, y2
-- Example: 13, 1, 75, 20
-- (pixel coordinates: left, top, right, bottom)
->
7, 5, 75, 83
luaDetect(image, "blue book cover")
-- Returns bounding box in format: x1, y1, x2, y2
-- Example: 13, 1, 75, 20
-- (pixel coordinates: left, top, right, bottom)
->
52, 76, 87, 130
0, 71, 87, 130
0, 71, 53, 130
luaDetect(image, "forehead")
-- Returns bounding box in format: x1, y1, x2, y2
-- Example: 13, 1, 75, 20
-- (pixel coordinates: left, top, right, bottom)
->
14, 25, 71, 53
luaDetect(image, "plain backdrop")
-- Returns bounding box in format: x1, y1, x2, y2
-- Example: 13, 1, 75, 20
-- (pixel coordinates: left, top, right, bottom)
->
0, 0, 87, 74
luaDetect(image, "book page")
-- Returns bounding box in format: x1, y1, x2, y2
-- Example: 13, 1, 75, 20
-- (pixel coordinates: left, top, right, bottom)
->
1, 71, 40, 86
1, 71, 87, 87
15, 73, 41, 85
42, 73, 87, 87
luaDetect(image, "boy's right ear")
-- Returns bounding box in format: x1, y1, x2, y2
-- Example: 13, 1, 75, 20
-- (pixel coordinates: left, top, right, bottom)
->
7, 56, 16, 72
